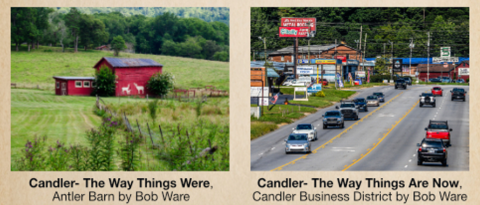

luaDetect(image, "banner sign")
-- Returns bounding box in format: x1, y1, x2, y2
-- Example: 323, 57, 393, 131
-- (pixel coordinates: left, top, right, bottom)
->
337, 73, 344, 88
296, 66, 314, 75
297, 59, 309, 64
250, 87, 269, 97
393, 59, 403, 72
310, 59, 338, 64
279, 27, 309, 37
281, 18, 316, 31
458, 68, 469, 76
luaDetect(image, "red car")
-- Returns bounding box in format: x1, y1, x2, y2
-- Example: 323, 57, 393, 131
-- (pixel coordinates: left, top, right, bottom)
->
315, 79, 328, 86
425, 120, 452, 146
431, 87, 443, 96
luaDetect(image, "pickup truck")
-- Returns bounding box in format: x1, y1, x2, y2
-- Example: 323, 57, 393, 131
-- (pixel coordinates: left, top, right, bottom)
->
425, 120, 452, 146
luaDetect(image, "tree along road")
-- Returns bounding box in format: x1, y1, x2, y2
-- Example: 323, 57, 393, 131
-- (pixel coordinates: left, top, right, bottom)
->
251, 85, 469, 171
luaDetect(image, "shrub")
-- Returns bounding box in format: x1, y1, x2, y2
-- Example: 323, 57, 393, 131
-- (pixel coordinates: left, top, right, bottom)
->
146, 72, 175, 97
148, 99, 160, 123
111, 35, 127, 56
315, 91, 326, 97
92, 65, 116, 96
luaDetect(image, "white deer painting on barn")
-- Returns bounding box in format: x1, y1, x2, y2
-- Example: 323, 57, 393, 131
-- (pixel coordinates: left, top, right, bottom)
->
122, 84, 131, 95
134, 83, 144, 94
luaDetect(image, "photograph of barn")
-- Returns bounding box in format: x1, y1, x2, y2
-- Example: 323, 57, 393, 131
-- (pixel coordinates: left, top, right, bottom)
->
11, 7, 229, 171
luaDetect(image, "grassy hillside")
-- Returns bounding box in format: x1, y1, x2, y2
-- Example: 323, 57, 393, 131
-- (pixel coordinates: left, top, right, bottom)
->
11, 45, 229, 90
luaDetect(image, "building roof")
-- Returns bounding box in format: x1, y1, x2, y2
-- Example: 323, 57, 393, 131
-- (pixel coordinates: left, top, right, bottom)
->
94, 57, 163, 68
365, 57, 470, 65
53, 76, 95, 80
251, 61, 294, 71
268, 44, 360, 56
417, 64, 455, 73
455, 60, 469, 68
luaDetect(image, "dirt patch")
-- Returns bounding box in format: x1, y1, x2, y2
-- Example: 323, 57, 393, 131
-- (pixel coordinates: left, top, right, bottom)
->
277, 123, 288, 128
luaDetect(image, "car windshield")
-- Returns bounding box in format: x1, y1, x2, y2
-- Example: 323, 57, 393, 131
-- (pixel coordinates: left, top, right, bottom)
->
367, 96, 377, 100
422, 93, 433, 97
356, 99, 366, 103
453, 88, 465, 93
296, 124, 312, 130
422, 140, 444, 147
428, 122, 448, 129
325, 112, 340, 117
288, 134, 308, 141
340, 103, 355, 108
433, 87, 441, 90
373, 93, 383, 96
396, 80, 405, 83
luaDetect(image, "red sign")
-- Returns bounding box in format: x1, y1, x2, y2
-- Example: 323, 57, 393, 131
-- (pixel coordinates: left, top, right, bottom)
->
281, 18, 316, 31
443, 63, 448, 68
335, 56, 347, 63
279, 27, 309, 37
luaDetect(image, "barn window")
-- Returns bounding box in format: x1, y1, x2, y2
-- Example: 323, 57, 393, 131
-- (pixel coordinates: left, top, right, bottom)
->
83, 81, 91, 88
56, 82, 60, 89
92, 81, 96, 87
75, 81, 82, 88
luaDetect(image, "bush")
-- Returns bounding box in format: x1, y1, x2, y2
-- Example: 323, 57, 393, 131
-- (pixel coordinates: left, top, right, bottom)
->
315, 91, 326, 97
92, 65, 116, 96
467, 78, 469, 83
146, 72, 175, 97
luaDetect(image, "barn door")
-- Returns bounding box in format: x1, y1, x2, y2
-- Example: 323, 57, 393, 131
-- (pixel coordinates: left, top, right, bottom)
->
61, 82, 67, 95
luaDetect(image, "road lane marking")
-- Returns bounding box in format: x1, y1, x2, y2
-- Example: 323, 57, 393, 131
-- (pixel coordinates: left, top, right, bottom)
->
342, 99, 419, 171
270, 92, 404, 171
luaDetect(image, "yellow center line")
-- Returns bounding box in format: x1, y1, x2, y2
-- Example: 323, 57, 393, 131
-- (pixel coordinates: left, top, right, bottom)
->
342, 97, 420, 171
270, 91, 404, 171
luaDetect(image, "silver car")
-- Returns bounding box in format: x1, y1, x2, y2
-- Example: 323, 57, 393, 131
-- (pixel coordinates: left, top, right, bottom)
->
284, 134, 311, 154
419, 92, 436, 107
366, 95, 380, 107
292, 123, 317, 141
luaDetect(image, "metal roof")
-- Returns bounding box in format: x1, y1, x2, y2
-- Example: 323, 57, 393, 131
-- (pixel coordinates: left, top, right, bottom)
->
251, 61, 294, 71
53, 76, 95, 80
94, 57, 163, 68
268, 44, 360, 56
267, 68, 280, 78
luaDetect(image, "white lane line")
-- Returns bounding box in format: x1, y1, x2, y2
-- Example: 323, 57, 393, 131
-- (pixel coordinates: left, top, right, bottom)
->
259, 152, 264, 156
405, 165, 408, 168
409, 159, 412, 162
413, 154, 416, 157
271, 147, 275, 150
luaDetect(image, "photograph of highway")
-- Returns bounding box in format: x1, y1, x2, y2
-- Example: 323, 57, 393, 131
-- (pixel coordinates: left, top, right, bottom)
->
250, 8, 469, 171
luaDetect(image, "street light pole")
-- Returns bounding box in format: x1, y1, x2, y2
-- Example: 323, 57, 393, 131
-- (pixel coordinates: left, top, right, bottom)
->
409, 39, 414, 78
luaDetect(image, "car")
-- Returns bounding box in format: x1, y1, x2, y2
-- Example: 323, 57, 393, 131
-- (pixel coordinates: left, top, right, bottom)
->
366, 95, 380, 107
419, 93, 435, 107
373, 92, 385, 103
429, 78, 442, 83
450, 88, 466, 101
336, 100, 359, 120
425, 120, 452, 146
284, 134, 311, 154
353, 98, 368, 112
431, 87, 443, 96
395, 79, 407, 89
322, 110, 344, 129
456, 79, 465, 83
292, 123, 317, 141
402, 77, 413, 85
417, 138, 448, 166
441, 77, 451, 83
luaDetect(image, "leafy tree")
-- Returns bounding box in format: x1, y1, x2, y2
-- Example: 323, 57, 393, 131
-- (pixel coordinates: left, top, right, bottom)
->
146, 72, 175, 97
65, 8, 82, 52
213, 51, 229, 62
79, 14, 109, 50
93, 65, 116, 97
11, 8, 36, 51
111, 35, 127, 56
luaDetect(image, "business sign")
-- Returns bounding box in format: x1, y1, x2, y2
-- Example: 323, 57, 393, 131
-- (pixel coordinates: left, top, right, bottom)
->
311, 59, 337, 64
279, 27, 309, 37
297, 66, 314, 75
335, 56, 347, 63
281, 18, 316, 31
257, 97, 269, 106
441, 47, 451, 57
392, 59, 403, 72
356, 71, 366, 78
295, 87, 307, 92
250, 87, 269, 97
458, 68, 469, 76
433, 57, 459, 63
297, 59, 309, 64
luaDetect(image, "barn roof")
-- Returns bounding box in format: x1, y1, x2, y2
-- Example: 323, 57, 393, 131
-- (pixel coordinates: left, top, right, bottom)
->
53, 76, 95, 80
417, 64, 455, 73
94, 57, 163, 68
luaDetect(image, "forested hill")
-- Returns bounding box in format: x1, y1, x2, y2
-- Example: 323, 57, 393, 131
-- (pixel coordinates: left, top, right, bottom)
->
54, 7, 230, 25
251, 8, 469, 58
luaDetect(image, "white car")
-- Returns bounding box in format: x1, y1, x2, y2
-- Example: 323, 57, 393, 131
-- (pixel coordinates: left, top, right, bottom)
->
284, 80, 310, 86
292, 123, 317, 141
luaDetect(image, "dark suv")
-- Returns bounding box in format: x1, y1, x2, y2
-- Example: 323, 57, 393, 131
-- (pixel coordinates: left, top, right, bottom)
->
417, 138, 448, 166
395, 79, 407, 89
450, 88, 466, 101
403, 77, 413, 85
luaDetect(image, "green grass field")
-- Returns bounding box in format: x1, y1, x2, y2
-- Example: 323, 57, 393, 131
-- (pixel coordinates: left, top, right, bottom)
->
11, 45, 229, 90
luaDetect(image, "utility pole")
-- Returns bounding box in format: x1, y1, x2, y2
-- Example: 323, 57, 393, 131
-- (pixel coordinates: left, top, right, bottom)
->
335, 39, 338, 89
427, 32, 430, 82
363, 33, 367, 72
359, 25, 363, 74
383, 43, 386, 74
390, 41, 393, 81
409, 38, 414, 77
294, 38, 297, 79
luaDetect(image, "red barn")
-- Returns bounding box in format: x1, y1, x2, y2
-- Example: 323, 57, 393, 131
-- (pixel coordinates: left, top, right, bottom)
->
93, 57, 163, 96
417, 64, 454, 82
53, 76, 95, 96
454, 60, 469, 81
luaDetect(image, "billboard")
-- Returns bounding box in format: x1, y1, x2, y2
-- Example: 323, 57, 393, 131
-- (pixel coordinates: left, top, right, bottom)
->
281, 18, 316, 31
279, 27, 310, 37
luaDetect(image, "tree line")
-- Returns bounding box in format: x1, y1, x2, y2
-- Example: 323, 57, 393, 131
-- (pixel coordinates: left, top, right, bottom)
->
11, 7, 229, 61
251, 8, 469, 59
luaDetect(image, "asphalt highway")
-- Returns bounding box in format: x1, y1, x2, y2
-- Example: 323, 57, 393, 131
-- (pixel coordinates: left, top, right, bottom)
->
250, 85, 469, 171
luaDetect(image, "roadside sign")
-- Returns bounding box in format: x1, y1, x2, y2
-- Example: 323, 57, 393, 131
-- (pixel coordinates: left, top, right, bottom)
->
279, 27, 309, 37
392, 59, 403, 72
441, 47, 451, 57
258, 97, 269, 106
281, 18, 316, 31
296, 66, 314, 75
458, 68, 469, 76
250, 87, 269, 97
297, 59, 309, 64
432, 57, 459, 63
295, 87, 307, 92
356, 71, 366, 78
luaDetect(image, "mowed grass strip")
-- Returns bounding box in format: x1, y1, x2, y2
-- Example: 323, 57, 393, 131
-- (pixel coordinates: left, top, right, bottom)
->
11, 45, 229, 90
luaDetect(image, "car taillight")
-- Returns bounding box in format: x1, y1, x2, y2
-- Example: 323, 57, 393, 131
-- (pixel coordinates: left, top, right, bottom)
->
443, 148, 446, 153
418, 147, 422, 152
